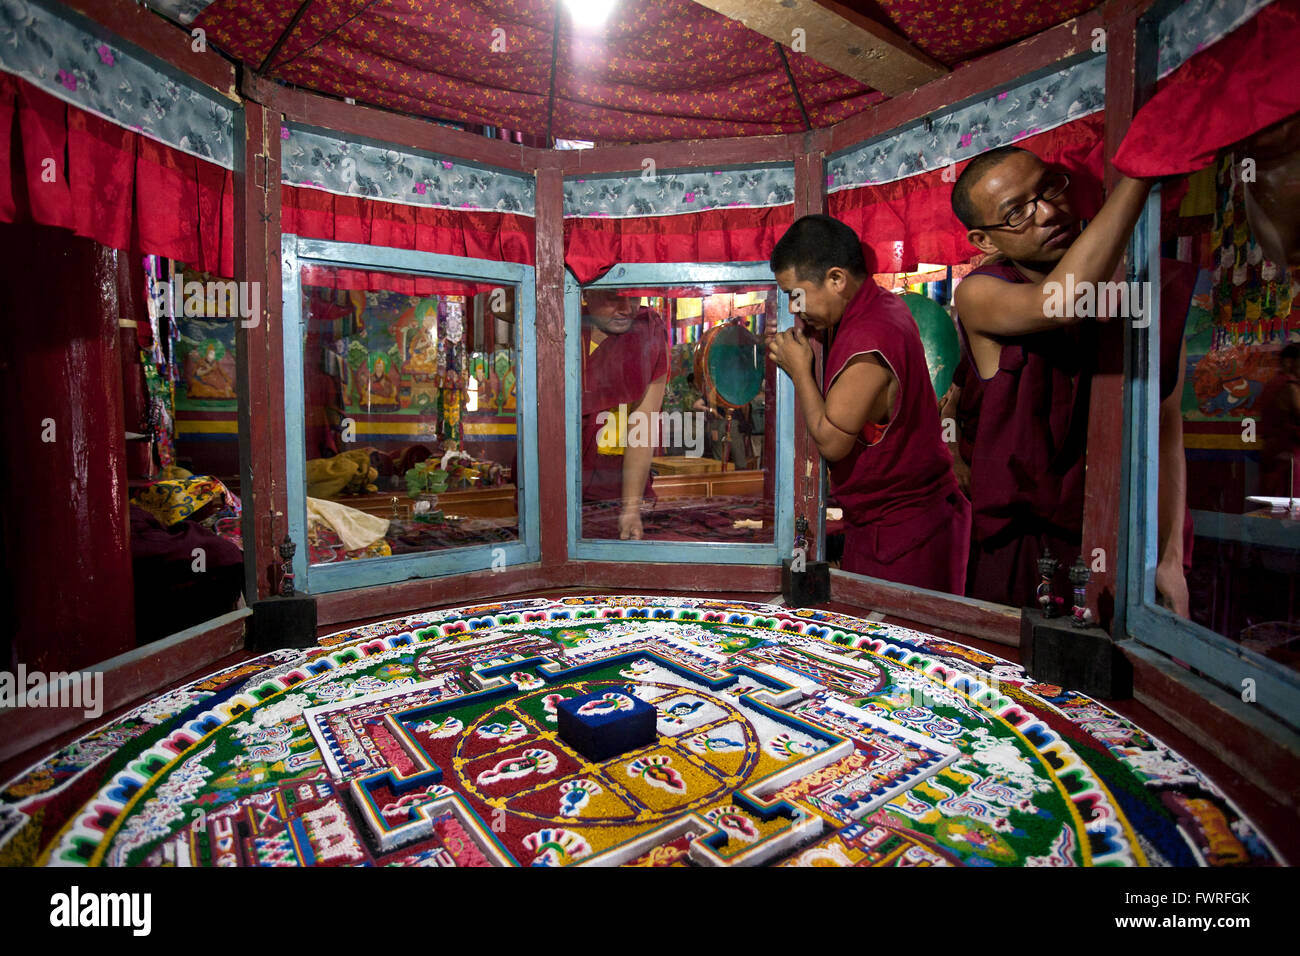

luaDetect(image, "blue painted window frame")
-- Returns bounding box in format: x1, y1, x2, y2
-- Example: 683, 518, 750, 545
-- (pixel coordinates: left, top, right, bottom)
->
1120, 189, 1300, 734
280, 235, 540, 593
564, 262, 795, 564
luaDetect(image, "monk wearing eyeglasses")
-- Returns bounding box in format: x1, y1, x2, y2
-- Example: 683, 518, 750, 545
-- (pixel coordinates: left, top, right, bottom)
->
947, 147, 1195, 612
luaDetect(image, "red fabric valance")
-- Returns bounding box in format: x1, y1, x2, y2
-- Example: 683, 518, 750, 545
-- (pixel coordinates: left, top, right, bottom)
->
830, 113, 1107, 273
564, 204, 796, 285
0, 72, 234, 274
1115, 1, 1300, 178
281, 185, 536, 268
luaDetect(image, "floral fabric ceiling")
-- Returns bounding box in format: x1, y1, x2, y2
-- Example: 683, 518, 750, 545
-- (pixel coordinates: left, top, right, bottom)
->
146, 0, 1100, 143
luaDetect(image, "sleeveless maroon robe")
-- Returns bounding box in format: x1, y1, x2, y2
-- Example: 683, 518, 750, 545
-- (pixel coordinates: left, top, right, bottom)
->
826, 280, 969, 594
955, 258, 1197, 606
1259, 369, 1300, 497
580, 309, 669, 505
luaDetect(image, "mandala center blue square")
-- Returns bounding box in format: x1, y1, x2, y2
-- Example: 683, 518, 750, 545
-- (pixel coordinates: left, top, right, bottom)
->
555, 689, 658, 762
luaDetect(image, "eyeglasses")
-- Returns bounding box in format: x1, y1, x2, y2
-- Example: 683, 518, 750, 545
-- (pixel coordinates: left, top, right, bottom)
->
972, 171, 1070, 231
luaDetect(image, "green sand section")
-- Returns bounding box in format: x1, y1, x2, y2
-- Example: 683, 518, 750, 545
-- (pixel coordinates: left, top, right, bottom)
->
830, 648, 1088, 866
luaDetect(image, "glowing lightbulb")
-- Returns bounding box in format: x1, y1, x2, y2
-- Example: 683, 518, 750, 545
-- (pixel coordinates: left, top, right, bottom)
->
564, 0, 618, 26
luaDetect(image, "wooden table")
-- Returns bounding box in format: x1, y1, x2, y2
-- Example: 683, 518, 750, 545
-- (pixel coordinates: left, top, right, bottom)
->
652, 456, 730, 475
337, 484, 519, 520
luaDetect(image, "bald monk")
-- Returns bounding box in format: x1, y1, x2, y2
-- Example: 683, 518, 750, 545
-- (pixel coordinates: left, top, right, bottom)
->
948, 146, 1195, 612
768, 214, 969, 593
581, 288, 667, 539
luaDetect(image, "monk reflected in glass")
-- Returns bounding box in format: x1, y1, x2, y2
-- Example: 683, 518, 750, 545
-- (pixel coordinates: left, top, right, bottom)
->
580, 288, 668, 540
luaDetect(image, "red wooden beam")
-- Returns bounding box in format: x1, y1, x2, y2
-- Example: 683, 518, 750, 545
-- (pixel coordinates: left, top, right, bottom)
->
0, 609, 249, 766
560, 134, 800, 176
313, 563, 561, 628
831, 571, 1023, 645
578, 561, 781, 593
234, 100, 288, 600
792, 128, 832, 559
828, 0, 1149, 153
1123, 643, 1300, 813
311, 560, 783, 628
535, 155, 569, 568
1081, 5, 1144, 630
58, 0, 238, 100
242, 74, 536, 173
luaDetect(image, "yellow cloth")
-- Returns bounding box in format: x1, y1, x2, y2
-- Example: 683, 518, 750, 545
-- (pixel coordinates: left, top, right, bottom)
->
306, 497, 390, 552
305, 449, 377, 499
132, 477, 230, 527
589, 340, 627, 457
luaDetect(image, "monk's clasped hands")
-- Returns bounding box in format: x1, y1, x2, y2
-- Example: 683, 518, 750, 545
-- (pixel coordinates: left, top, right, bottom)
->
767, 326, 814, 379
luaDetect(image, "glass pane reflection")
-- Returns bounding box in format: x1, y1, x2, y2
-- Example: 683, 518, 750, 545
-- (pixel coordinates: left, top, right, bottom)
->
300, 265, 521, 564
578, 284, 778, 542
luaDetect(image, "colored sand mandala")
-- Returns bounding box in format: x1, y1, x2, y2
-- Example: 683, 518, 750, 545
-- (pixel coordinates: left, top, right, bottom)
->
0, 597, 1284, 867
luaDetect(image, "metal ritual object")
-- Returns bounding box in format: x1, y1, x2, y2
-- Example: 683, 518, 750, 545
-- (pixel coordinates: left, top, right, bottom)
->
694, 319, 764, 410
899, 292, 960, 399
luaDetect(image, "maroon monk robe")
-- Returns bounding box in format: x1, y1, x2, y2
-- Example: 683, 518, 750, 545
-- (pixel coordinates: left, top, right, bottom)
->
1259, 368, 1300, 497
955, 258, 1197, 606
580, 308, 669, 504
825, 279, 970, 593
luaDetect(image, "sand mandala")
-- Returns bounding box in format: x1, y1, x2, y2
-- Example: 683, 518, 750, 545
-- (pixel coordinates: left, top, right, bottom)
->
0, 597, 1283, 867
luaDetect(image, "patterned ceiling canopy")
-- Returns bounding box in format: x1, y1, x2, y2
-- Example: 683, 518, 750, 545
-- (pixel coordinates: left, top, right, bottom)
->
152, 0, 1099, 143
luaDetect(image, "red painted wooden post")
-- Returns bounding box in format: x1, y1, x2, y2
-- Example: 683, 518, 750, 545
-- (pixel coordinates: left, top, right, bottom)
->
1082, 5, 1144, 630
234, 99, 287, 600
534, 154, 570, 571
0, 225, 136, 669
792, 129, 832, 561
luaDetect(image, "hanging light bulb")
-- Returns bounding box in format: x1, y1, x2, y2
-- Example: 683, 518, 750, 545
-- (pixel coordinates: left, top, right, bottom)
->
564, 0, 618, 26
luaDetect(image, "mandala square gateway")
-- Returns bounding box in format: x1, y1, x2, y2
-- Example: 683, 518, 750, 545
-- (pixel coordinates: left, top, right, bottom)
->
0, 598, 1284, 868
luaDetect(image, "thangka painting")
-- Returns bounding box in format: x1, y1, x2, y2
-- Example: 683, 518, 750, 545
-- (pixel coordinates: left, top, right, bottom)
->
311, 289, 516, 434
175, 316, 238, 410
1182, 156, 1300, 423
1183, 270, 1296, 422
1, 597, 1281, 868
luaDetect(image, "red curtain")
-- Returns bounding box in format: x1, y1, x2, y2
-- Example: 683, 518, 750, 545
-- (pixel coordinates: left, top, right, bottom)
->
830, 112, 1107, 272
1115, 1, 1300, 177
0, 73, 234, 274
564, 204, 796, 285
282, 185, 536, 267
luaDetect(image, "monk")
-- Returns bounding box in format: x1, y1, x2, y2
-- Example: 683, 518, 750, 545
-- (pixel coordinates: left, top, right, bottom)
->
948, 146, 1196, 612
768, 214, 969, 593
580, 288, 668, 539
1259, 343, 1300, 499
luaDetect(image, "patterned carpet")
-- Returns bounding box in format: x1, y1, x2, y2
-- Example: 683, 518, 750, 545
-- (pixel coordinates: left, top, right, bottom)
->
0, 596, 1283, 867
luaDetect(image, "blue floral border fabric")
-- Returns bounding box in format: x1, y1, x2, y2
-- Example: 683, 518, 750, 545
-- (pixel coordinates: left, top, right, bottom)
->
0, 0, 236, 168
281, 125, 537, 215
563, 165, 796, 218
827, 56, 1106, 192
140, 0, 215, 27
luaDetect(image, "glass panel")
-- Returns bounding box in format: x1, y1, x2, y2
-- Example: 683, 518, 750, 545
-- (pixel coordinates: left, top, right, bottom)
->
577, 283, 778, 542
299, 263, 521, 565
1161, 154, 1299, 674
169, 264, 243, 480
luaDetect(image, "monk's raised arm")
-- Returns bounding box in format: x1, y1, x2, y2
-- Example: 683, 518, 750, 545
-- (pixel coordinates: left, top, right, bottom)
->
956, 175, 1154, 338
